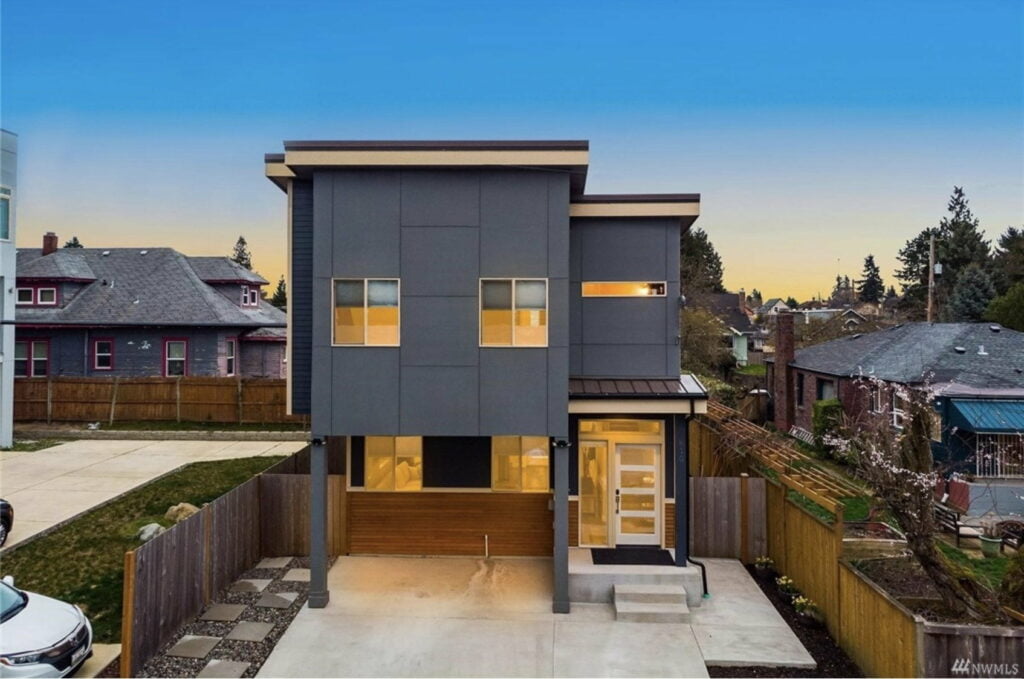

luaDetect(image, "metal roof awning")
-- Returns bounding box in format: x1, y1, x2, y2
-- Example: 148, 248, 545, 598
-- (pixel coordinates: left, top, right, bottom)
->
949, 399, 1024, 434
568, 375, 708, 415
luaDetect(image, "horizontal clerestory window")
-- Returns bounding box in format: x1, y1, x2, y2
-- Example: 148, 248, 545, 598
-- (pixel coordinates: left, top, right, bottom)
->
581, 281, 666, 297
480, 279, 547, 347
333, 279, 400, 346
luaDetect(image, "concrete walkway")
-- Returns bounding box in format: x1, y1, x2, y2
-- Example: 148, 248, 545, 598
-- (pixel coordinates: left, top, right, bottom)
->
0, 439, 305, 548
259, 556, 812, 678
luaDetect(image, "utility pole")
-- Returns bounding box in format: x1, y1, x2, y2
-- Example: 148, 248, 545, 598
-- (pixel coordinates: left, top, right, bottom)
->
927, 234, 935, 323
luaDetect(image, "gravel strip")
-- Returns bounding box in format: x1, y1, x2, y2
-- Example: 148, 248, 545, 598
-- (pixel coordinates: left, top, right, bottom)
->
139, 557, 322, 678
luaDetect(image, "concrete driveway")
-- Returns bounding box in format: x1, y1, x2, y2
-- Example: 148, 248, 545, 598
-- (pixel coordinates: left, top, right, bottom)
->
258, 556, 813, 678
0, 439, 305, 548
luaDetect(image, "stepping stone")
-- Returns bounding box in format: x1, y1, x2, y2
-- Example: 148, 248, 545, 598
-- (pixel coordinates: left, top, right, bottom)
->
257, 556, 292, 569
166, 635, 220, 659
226, 621, 275, 642
230, 578, 272, 593
256, 591, 298, 609
282, 568, 310, 582
200, 603, 245, 622
197, 659, 250, 678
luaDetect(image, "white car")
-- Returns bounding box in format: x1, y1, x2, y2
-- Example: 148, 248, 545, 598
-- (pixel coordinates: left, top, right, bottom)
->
0, 577, 92, 678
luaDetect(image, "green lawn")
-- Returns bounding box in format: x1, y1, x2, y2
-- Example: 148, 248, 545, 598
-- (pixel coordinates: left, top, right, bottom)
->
937, 540, 1012, 591
0, 455, 284, 643
100, 420, 307, 432
1, 438, 65, 452
734, 364, 767, 377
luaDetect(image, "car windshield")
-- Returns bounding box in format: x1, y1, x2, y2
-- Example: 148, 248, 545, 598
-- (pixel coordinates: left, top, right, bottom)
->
0, 582, 27, 623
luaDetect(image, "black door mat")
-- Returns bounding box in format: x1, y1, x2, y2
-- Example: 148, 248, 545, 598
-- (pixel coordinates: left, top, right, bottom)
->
591, 548, 675, 566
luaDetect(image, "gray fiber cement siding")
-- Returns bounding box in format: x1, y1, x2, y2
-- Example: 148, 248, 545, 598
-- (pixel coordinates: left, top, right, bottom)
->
310, 169, 569, 438
570, 217, 681, 377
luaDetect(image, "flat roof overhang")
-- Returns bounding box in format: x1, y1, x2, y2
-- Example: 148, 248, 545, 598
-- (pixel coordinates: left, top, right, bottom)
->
568, 376, 708, 415
570, 193, 701, 230
264, 140, 589, 194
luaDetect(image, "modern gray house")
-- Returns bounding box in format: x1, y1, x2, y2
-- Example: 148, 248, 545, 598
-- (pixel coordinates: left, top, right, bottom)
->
14, 236, 286, 379
265, 140, 708, 613
1, 129, 18, 448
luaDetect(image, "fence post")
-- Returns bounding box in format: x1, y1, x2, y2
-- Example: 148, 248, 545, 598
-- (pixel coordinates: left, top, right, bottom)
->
109, 377, 120, 425
46, 378, 53, 424
740, 473, 750, 564
237, 379, 243, 424
120, 550, 136, 678
175, 378, 181, 423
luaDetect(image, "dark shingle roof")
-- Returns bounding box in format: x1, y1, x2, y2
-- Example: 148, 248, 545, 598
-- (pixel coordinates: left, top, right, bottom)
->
187, 257, 268, 284
17, 249, 96, 280
789, 323, 1024, 396
15, 248, 285, 329
705, 293, 755, 334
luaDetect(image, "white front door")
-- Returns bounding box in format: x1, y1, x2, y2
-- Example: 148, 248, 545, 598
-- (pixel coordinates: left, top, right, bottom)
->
614, 443, 660, 545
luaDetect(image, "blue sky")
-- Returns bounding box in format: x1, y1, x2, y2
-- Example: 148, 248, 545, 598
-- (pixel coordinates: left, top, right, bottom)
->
3, 0, 1022, 298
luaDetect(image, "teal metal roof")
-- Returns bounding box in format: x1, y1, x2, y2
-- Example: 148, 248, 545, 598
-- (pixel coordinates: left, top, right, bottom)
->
949, 399, 1024, 433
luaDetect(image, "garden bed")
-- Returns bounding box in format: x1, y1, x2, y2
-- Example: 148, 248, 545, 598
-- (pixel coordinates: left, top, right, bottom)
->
706, 566, 863, 678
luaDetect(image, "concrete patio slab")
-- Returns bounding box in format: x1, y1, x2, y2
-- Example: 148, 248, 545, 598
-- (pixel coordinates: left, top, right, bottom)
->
197, 659, 250, 678
0, 439, 304, 549
553, 621, 709, 678
72, 643, 120, 678
257, 557, 293, 569
226, 621, 275, 642
200, 603, 246, 622
256, 592, 298, 609
231, 578, 272, 593
166, 635, 220, 659
281, 568, 310, 582
692, 625, 816, 668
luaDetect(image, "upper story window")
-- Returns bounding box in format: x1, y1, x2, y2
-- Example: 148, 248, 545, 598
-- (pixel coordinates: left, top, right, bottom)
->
14, 340, 48, 377
365, 436, 422, 491
36, 288, 57, 305
581, 282, 666, 297
15, 286, 58, 306
480, 279, 547, 347
225, 338, 237, 376
492, 436, 550, 492
16, 288, 33, 305
93, 339, 114, 370
332, 279, 400, 346
0, 186, 11, 240
164, 339, 188, 376
241, 285, 260, 307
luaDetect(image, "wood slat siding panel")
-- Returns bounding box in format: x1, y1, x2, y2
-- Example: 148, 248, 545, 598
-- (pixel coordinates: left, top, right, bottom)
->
838, 563, 919, 678
665, 505, 676, 548
920, 623, 1024, 678
13, 377, 306, 423
349, 492, 553, 557
259, 475, 346, 556
569, 499, 579, 547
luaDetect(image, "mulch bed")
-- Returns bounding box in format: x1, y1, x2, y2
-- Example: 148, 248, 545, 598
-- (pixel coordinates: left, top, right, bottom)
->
707, 567, 863, 679
139, 556, 319, 678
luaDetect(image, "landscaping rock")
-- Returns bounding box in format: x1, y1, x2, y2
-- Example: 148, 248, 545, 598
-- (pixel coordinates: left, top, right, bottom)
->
165, 502, 200, 523
137, 523, 165, 542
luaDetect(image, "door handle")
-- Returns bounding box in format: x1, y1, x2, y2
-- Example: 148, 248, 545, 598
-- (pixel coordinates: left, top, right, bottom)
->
615, 491, 620, 514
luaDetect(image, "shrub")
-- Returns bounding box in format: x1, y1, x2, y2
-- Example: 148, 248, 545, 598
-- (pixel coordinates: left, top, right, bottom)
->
812, 398, 844, 457
1000, 546, 1024, 612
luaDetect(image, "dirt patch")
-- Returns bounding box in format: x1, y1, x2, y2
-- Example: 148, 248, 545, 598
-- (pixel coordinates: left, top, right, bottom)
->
707, 567, 863, 678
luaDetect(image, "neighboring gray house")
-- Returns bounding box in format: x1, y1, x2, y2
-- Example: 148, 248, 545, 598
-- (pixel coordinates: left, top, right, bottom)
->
14, 236, 286, 378
265, 139, 709, 614
705, 291, 757, 366
1, 129, 17, 448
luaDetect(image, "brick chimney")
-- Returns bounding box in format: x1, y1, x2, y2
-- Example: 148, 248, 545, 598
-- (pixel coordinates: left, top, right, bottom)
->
773, 312, 796, 433
42, 232, 59, 255
738, 288, 747, 312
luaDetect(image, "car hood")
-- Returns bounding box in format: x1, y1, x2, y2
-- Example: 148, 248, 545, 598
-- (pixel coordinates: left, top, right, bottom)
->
0, 591, 82, 655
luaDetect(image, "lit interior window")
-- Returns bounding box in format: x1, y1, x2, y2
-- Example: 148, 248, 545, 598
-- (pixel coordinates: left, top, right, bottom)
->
334, 280, 366, 345
334, 279, 399, 346
579, 419, 662, 435
514, 281, 547, 347
365, 436, 422, 491
481, 279, 547, 347
366, 280, 400, 345
492, 436, 550, 492
581, 282, 666, 297
481, 280, 513, 346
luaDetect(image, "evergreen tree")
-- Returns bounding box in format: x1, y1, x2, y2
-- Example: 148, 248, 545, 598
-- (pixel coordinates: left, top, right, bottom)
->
784, 296, 799, 308
271, 275, 287, 309
985, 282, 1024, 332
680, 228, 725, 295
748, 289, 763, 307
895, 228, 936, 315
231, 236, 253, 270
857, 254, 884, 303
948, 265, 995, 322
63, 236, 83, 248
885, 285, 897, 299
992, 226, 1024, 294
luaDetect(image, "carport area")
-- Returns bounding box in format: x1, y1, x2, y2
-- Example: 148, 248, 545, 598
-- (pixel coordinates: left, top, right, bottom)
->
257, 556, 813, 678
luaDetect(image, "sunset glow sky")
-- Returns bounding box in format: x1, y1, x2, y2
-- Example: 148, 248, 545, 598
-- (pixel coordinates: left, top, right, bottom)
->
3, 1, 1022, 300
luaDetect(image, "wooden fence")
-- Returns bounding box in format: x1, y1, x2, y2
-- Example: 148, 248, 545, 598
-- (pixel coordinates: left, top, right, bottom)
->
120, 467, 344, 677
689, 476, 766, 562
13, 377, 307, 425
692, 411, 1024, 677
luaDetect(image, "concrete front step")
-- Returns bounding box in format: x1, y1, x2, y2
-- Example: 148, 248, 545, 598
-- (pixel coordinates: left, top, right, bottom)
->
613, 583, 687, 605
614, 600, 691, 623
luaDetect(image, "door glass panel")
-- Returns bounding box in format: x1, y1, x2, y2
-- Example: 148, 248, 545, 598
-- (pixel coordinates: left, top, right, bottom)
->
620, 517, 655, 534
620, 470, 655, 488
579, 441, 608, 546
620, 494, 656, 511
620, 446, 655, 466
